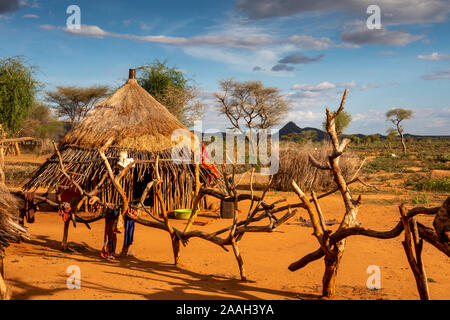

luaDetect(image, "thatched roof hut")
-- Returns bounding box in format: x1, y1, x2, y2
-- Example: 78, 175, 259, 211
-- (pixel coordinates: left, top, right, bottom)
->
24, 69, 213, 213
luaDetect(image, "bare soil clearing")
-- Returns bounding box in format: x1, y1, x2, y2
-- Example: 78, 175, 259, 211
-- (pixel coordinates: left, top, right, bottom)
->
4, 190, 449, 300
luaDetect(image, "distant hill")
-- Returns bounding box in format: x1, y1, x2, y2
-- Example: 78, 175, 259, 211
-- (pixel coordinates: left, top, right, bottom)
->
278, 121, 327, 141
278, 121, 449, 141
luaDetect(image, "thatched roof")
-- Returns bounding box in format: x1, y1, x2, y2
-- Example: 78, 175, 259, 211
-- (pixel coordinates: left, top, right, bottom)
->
61, 71, 193, 153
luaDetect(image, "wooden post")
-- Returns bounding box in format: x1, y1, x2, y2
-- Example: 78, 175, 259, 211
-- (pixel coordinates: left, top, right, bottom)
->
13, 142, 20, 156
194, 163, 200, 209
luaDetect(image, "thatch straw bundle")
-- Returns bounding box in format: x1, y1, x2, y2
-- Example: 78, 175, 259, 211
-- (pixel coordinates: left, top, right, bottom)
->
274, 143, 359, 192
0, 184, 26, 257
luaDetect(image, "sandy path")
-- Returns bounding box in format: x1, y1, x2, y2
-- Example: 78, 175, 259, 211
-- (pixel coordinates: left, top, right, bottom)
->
3, 192, 449, 300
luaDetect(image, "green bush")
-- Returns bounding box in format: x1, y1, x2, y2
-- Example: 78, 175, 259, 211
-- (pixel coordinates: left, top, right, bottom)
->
406, 174, 450, 192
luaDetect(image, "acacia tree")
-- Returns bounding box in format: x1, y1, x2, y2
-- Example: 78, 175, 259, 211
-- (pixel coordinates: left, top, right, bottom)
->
386, 108, 414, 154
136, 59, 204, 127
215, 79, 290, 164
0, 56, 39, 136
45, 85, 109, 128
215, 79, 290, 134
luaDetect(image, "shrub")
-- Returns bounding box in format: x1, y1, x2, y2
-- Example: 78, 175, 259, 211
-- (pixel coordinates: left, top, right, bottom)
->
273, 143, 359, 191
405, 174, 450, 192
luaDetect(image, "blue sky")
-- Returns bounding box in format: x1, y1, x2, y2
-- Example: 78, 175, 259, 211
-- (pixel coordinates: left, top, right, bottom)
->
1, 0, 449, 135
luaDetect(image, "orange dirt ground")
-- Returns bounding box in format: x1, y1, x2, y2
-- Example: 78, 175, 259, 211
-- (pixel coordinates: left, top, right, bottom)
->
3, 189, 449, 300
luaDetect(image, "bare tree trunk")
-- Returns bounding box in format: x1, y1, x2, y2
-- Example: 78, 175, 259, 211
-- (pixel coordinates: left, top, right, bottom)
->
400, 133, 407, 153
397, 124, 407, 154
231, 238, 246, 281
322, 249, 343, 298
172, 234, 181, 265
400, 206, 430, 300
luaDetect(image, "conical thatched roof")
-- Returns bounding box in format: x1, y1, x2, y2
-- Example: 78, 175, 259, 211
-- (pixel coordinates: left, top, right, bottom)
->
61, 71, 192, 153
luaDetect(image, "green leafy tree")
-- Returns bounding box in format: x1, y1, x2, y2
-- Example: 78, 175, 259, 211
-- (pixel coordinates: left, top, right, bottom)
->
350, 135, 361, 145
282, 132, 304, 144
45, 85, 109, 128
322, 111, 352, 136
21, 103, 64, 153
0, 56, 40, 136
136, 59, 204, 127
386, 108, 414, 153
301, 130, 317, 142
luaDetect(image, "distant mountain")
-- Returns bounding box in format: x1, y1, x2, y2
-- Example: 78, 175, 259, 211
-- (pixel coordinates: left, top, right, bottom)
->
198, 123, 449, 142
278, 121, 450, 141
278, 121, 327, 141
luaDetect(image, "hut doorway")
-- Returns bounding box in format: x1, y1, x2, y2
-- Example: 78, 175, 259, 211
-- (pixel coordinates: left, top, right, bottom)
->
132, 171, 154, 206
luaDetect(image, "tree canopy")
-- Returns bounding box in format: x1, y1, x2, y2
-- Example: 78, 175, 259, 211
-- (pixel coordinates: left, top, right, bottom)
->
386, 108, 414, 124
215, 78, 291, 133
0, 56, 40, 136
45, 85, 109, 127
322, 111, 352, 136
21, 102, 64, 141
136, 59, 204, 127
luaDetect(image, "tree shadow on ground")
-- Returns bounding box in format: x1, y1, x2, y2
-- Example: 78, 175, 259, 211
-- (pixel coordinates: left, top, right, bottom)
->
13, 234, 321, 300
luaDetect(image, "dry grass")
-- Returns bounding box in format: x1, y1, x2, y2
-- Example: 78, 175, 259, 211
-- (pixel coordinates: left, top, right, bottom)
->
274, 142, 360, 191
0, 184, 25, 256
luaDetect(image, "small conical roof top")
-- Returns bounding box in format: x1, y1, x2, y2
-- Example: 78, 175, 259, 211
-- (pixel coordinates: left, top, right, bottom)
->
60, 69, 192, 153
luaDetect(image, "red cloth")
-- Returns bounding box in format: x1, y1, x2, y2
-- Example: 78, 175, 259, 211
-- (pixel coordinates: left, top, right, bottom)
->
60, 188, 81, 203
101, 209, 118, 259
23, 192, 36, 223
201, 143, 219, 178
58, 204, 71, 223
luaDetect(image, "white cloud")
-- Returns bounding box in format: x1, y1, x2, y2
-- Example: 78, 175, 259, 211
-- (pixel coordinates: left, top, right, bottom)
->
237, 0, 450, 25
360, 82, 380, 91
64, 25, 108, 38
23, 14, 38, 18
293, 81, 357, 92
40, 23, 336, 51
19, 0, 38, 8
379, 51, 398, 55
39, 24, 55, 30
140, 22, 151, 30
288, 80, 355, 110
417, 52, 450, 60
341, 27, 424, 46
422, 68, 450, 80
